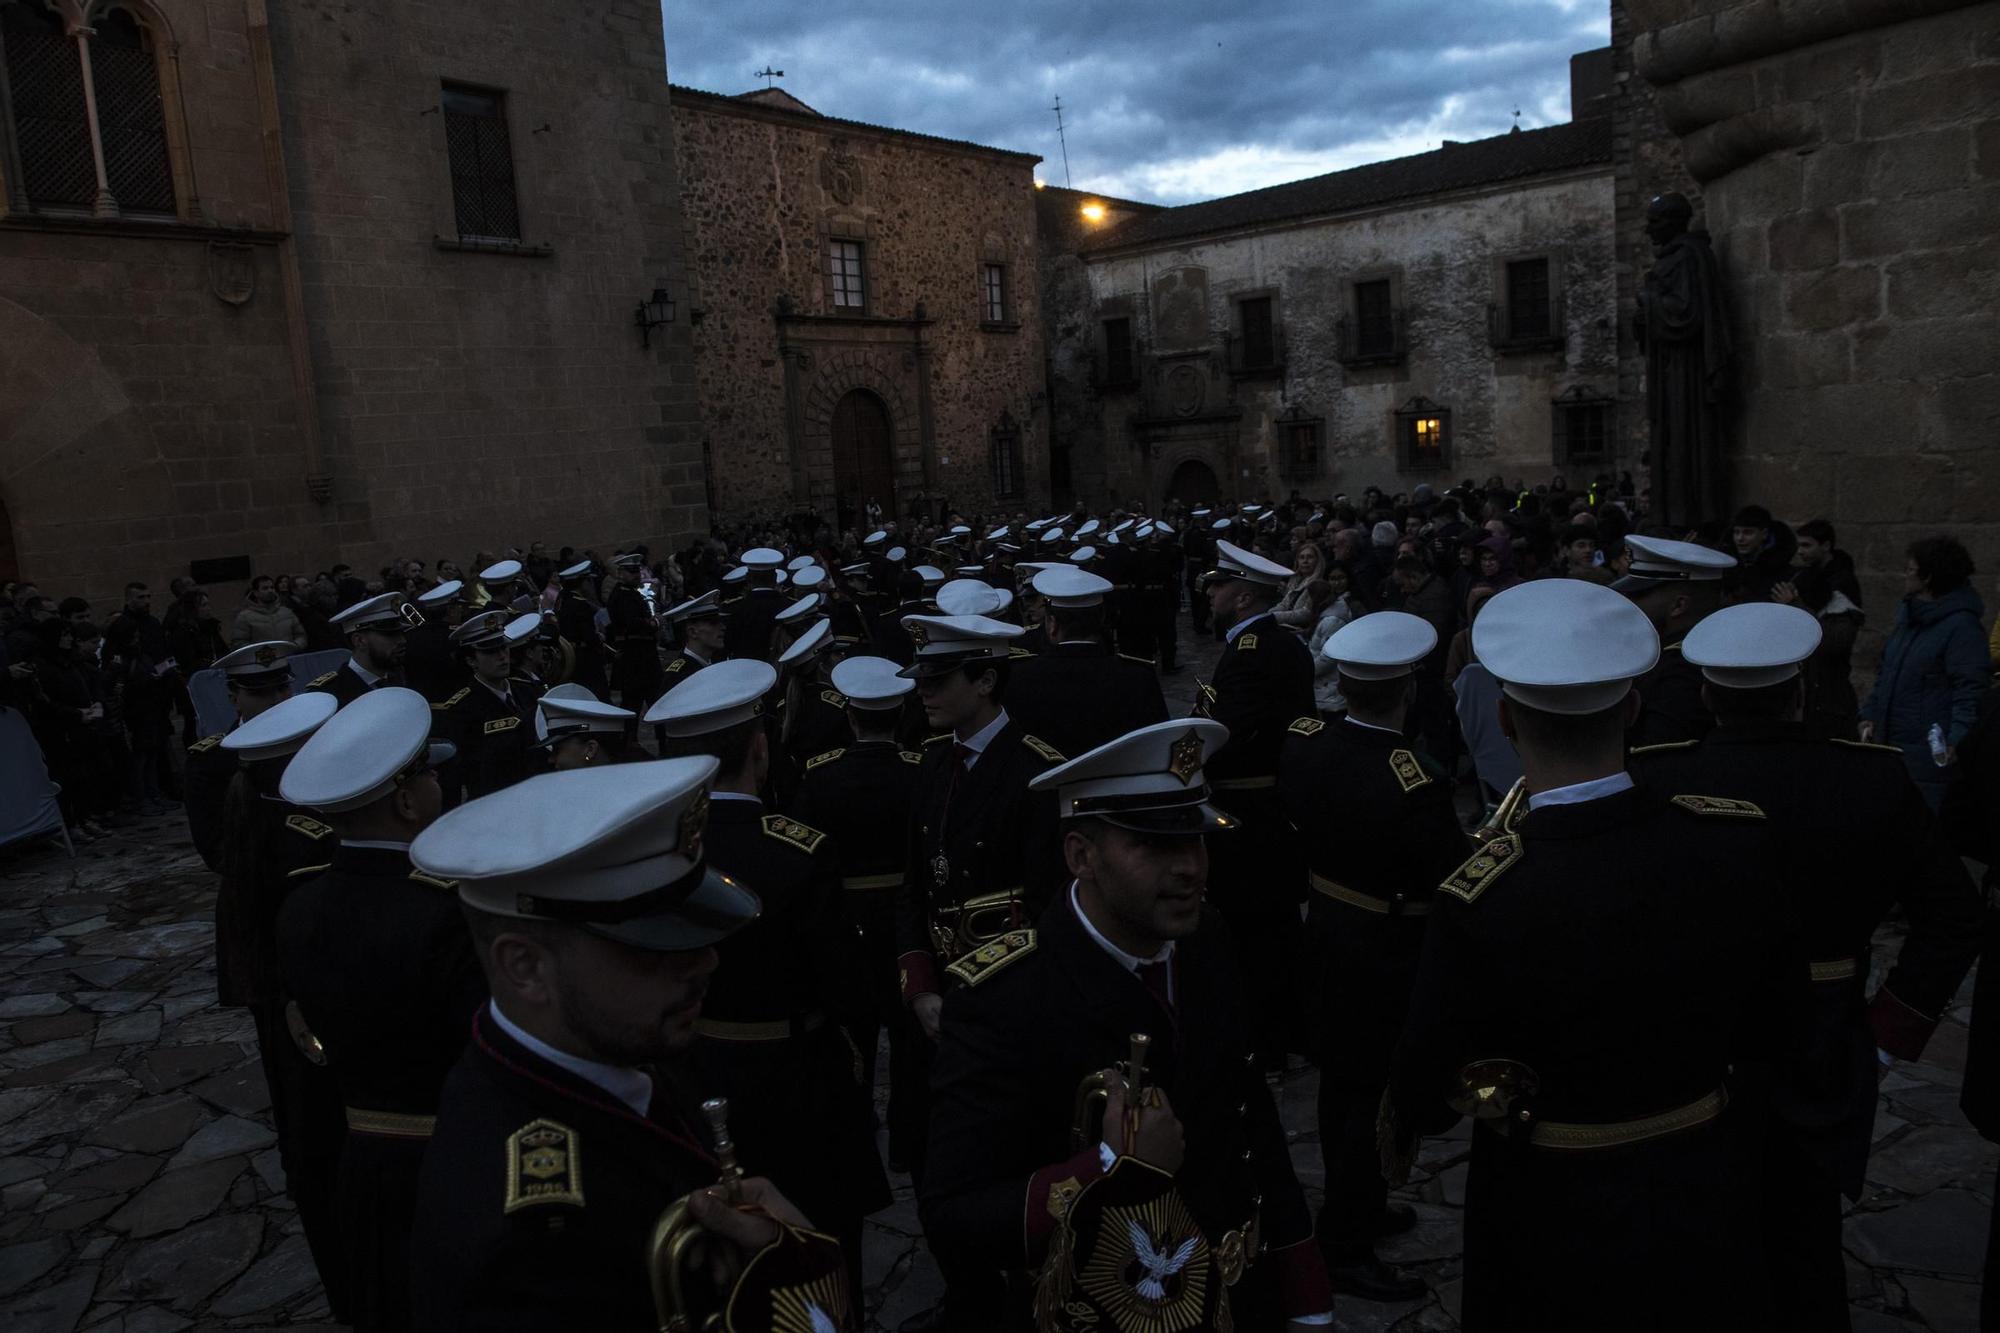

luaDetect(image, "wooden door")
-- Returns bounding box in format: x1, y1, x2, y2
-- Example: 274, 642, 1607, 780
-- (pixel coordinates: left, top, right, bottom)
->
830, 389, 897, 531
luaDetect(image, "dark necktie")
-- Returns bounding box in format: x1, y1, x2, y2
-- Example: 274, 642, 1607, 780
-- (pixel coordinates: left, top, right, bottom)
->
1135, 958, 1173, 1014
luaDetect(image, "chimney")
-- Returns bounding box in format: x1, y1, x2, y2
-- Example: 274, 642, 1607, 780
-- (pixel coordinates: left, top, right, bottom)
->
1569, 47, 1613, 122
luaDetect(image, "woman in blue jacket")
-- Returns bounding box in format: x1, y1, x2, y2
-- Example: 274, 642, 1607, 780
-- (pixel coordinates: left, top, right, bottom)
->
1860, 535, 1990, 809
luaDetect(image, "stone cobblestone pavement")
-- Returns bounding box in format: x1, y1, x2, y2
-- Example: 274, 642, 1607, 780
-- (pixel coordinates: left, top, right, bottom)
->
0, 628, 1988, 1330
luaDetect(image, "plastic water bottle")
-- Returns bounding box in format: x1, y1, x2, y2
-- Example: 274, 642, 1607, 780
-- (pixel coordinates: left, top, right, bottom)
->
1929, 723, 1950, 767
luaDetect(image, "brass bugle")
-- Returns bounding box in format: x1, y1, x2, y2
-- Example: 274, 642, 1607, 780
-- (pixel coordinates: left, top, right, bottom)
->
1474, 777, 1527, 841
1069, 1032, 1152, 1154
648, 1097, 747, 1333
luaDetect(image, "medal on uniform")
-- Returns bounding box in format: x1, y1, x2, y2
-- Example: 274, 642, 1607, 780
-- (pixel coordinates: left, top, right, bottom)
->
931, 852, 950, 887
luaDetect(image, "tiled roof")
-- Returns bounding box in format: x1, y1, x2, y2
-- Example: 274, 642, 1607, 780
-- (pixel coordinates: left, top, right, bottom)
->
1085, 116, 1613, 252
668, 85, 1041, 164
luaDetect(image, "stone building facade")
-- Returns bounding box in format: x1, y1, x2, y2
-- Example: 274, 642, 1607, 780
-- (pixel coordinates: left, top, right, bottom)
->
669, 85, 1048, 531
1043, 60, 1619, 511
1619, 0, 2000, 626
0, 0, 702, 606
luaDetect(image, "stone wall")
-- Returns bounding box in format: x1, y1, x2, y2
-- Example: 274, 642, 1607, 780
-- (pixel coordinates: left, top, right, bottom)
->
0, 0, 307, 604
0, 0, 703, 609
1060, 166, 1619, 509
670, 88, 1048, 529
268, 0, 704, 570
1624, 0, 2000, 643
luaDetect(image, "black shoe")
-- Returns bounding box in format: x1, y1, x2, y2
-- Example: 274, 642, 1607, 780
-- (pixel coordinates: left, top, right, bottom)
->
1327, 1255, 1427, 1302
1372, 1202, 1418, 1238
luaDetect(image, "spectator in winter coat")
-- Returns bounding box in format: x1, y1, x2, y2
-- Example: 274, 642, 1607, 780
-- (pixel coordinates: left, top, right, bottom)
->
1774, 518, 1865, 738
232, 577, 308, 649
1860, 535, 1990, 809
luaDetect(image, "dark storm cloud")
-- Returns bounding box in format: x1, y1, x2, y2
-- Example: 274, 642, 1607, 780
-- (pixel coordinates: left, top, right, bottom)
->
662, 1, 1609, 204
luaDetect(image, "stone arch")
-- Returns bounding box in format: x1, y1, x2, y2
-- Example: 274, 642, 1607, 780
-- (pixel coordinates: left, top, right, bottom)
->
0, 294, 175, 600
799, 347, 921, 520
1155, 443, 1226, 509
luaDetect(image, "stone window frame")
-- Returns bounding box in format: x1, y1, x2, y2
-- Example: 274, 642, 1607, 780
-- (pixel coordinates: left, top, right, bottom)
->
989, 409, 1024, 501
1394, 395, 1452, 472
1551, 384, 1615, 466
427, 72, 550, 257
1096, 293, 1140, 393
978, 260, 1018, 332
0, 0, 200, 223
1338, 268, 1408, 368
1227, 286, 1284, 379
1487, 247, 1567, 352
819, 214, 875, 315
1275, 403, 1323, 483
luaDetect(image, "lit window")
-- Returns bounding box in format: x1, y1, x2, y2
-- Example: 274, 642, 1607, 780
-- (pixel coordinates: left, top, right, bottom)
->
829, 239, 866, 309
1396, 397, 1451, 471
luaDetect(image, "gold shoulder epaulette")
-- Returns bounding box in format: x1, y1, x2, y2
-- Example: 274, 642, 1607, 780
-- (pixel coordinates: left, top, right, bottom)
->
504, 1118, 583, 1213
1439, 836, 1523, 904
820, 688, 846, 708
287, 863, 329, 880
1008, 647, 1035, 659
761, 813, 827, 854
308, 670, 340, 688
899, 750, 924, 765
945, 929, 1038, 987
433, 687, 470, 711
924, 732, 952, 746
1288, 716, 1323, 736
484, 716, 520, 734
1830, 737, 1903, 756
409, 870, 457, 891
1118, 653, 1154, 666
285, 813, 334, 841
805, 748, 845, 771
188, 734, 224, 754
1237, 633, 1259, 650
1389, 748, 1433, 793
1023, 734, 1066, 763
1671, 794, 1766, 819
664, 656, 687, 675
1630, 738, 1699, 755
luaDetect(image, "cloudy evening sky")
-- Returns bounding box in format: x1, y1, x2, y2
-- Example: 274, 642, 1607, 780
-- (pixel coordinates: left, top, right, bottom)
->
662, 1, 1612, 206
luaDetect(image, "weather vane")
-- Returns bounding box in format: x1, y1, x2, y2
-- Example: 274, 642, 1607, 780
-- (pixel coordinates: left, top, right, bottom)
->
756, 65, 784, 90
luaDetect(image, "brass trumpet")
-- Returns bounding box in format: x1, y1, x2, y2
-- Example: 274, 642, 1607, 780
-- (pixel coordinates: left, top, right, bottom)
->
648, 1098, 745, 1333
1070, 1032, 1152, 1153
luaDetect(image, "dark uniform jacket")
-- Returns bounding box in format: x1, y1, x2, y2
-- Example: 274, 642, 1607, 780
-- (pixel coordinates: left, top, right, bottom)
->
895, 717, 1066, 1001
921, 894, 1324, 1327
308, 659, 386, 707
184, 731, 239, 872
556, 589, 608, 700
783, 683, 853, 775
1197, 612, 1314, 791
277, 843, 488, 1332
694, 798, 891, 1230
436, 678, 544, 801
1004, 642, 1168, 760
725, 586, 786, 663
1389, 784, 1807, 1332
1633, 721, 1982, 1194
403, 617, 462, 704
660, 646, 714, 690
605, 584, 663, 709
213, 782, 337, 1007
1279, 715, 1470, 1084
410, 1008, 724, 1332
1628, 641, 1714, 750
794, 740, 926, 1010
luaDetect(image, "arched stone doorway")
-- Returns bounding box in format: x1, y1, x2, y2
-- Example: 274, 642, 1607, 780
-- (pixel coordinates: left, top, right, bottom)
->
830, 388, 897, 532
1166, 458, 1220, 507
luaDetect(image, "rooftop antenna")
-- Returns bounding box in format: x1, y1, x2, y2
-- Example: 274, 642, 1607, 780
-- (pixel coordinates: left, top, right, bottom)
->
1512, 104, 1522, 131
756, 65, 784, 90
1052, 94, 1073, 188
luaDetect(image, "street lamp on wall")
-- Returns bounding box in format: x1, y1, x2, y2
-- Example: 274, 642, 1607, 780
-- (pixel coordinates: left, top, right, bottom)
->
634, 284, 676, 348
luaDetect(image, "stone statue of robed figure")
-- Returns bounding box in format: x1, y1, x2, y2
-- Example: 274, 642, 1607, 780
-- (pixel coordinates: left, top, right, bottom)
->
1636, 193, 1732, 531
